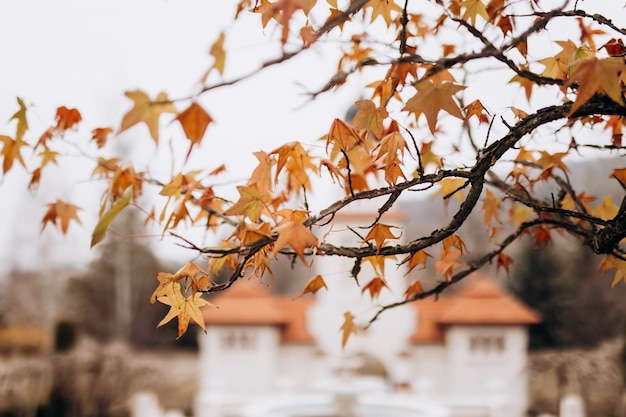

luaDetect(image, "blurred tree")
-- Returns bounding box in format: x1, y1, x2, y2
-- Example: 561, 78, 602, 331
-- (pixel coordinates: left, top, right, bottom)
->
67, 211, 196, 348
510, 237, 626, 349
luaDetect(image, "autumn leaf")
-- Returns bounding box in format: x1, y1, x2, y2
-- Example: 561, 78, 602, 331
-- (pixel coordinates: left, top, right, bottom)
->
442, 234, 467, 255
151, 272, 175, 304
90, 189, 132, 247
538, 40, 577, 79
327, 118, 363, 153
404, 280, 423, 299
223, 185, 269, 222
209, 32, 226, 76
175, 102, 213, 149
366, 0, 402, 26
496, 252, 514, 275
119, 90, 176, 143
41, 200, 82, 234
460, 0, 489, 25
600, 256, 626, 287
0, 135, 29, 174
435, 249, 464, 281
363, 223, 401, 254
593, 196, 618, 221
435, 177, 467, 203
55, 106, 82, 130
339, 311, 357, 348
566, 57, 626, 115
157, 286, 214, 338
295, 275, 328, 298
91, 127, 113, 148
403, 80, 466, 133
482, 188, 501, 227
10, 97, 28, 140
271, 221, 318, 263
173, 261, 211, 292
361, 277, 387, 300
403, 250, 432, 273
351, 99, 388, 139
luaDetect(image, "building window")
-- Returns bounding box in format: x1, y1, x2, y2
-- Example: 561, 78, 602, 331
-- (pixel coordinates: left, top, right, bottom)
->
469, 335, 505, 355
220, 330, 256, 350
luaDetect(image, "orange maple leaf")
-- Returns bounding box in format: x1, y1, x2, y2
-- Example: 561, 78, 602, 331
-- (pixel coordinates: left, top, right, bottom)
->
361, 277, 388, 300
271, 221, 318, 263
566, 57, 626, 115
403, 250, 432, 274
55, 106, 82, 131
496, 252, 514, 275
295, 275, 328, 298
119, 90, 176, 143
404, 280, 423, 299
351, 99, 388, 139
435, 249, 464, 281
403, 80, 466, 133
91, 127, 113, 149
41, 200, 82, 234
363, 223, 401, 253
175, 102, 213, 148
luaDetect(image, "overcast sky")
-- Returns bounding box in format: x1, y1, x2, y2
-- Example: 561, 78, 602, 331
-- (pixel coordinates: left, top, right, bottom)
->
0, 0, 621, 274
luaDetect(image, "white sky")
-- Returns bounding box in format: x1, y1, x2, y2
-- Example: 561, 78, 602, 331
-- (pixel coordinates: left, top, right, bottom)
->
0, 0, 364, 272
0, 0, 622, 274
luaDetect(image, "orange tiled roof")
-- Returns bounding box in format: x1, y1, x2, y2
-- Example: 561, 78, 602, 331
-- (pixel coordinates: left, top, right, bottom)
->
410, 276, 541, 343
202, 280, 315, 344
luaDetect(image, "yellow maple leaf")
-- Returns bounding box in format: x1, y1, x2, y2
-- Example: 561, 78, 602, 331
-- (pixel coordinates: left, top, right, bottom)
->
482, 188, 501, 227
435, 177, 467, 203
10, 97, 28, 141
157, 285, 214, 339
599, 255, 626, 287
0, 135, 29, 174
41, 200, 82, 234
460, 0, 489, 25
209, 32, 226, 76
363, 223, 401, 254
223, 185, 269, 222
339, 311, 357, 348
119, 90, 176, 143
271, 221, 318, 263
351, 99, 388, 139
538, 40, 577, 79
366, 0, 402, 27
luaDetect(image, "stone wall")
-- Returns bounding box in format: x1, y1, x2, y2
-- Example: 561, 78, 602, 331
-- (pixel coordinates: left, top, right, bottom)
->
527, 338, 624, 417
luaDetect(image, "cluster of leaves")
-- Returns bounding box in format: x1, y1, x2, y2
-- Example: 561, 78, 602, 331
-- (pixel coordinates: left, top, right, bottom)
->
1, 0, 626, 344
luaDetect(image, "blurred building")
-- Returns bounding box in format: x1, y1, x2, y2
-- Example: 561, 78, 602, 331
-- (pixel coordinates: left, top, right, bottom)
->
196, 272, 539, 417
